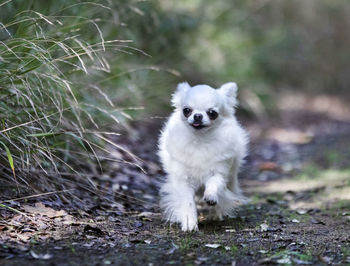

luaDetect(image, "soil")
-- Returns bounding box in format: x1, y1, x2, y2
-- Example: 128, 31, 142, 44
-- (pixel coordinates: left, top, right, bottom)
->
1, 107, 350, 266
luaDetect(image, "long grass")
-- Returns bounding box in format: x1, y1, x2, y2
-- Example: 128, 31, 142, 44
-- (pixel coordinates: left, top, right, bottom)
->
0, 1, 143, 198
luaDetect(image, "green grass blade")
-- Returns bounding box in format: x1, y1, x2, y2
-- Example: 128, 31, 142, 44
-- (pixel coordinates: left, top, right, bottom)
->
27, 132, 62, 137
0, 140, 15, 176
67, 133, 87, 151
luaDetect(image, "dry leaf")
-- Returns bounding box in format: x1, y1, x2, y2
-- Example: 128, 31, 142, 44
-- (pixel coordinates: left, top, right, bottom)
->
30, 250, 52, 260
259, 162, 281, 172
205, 244, 221, 249
23, 202, 67, 218
260, 223, 268, 232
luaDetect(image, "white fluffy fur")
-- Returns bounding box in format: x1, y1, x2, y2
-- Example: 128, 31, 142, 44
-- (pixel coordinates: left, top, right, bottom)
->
158, 82, 249, 231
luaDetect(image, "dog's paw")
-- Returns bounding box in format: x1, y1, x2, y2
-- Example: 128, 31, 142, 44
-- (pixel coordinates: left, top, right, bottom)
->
207, 206, 224, 221
205, 199, 217, 206
181, 222, 198, 232
204, 194, 218, 206
180, 216, 198, 232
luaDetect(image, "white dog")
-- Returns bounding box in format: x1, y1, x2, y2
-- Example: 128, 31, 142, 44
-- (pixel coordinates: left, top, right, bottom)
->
158, 82, 249, 231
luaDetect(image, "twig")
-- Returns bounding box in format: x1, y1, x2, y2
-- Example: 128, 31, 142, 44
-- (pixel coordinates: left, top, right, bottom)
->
0, 203, 27, 216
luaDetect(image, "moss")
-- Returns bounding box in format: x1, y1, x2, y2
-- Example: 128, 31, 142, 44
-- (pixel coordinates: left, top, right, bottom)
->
177, 236, 200, 251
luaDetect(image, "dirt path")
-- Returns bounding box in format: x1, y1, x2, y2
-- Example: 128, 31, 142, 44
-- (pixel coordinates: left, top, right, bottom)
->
1, 111, 350, 265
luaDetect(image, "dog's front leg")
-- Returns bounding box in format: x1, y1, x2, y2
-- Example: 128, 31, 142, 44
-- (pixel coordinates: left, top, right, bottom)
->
203, 174, 227, 220
160, 180, 198, 231
203, 174, 225, 206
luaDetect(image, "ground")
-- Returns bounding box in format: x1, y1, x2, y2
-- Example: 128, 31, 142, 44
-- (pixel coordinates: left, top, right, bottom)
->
1, 96, 350, 266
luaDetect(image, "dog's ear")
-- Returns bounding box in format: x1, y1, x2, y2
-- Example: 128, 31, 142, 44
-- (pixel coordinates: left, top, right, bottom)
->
218, 82, 238, 108
171, 82, 191, 108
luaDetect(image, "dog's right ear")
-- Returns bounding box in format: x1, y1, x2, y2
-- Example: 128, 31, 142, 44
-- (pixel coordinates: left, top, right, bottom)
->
218, 82, 238, 108
171, 82, 191, 108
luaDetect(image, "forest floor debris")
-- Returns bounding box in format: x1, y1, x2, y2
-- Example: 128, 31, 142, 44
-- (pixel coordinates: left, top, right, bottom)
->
1, 109, 350, 265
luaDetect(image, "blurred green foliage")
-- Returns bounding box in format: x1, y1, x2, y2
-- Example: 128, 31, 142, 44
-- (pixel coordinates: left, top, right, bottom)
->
2, 0, 349, 115
111, 0, 350, 114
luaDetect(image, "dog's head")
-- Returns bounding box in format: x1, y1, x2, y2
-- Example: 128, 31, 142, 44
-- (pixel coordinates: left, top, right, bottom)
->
171, 82, 238, 130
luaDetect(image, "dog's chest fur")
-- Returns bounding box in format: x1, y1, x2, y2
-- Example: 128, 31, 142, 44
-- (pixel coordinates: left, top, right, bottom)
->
167, 124, 238, 179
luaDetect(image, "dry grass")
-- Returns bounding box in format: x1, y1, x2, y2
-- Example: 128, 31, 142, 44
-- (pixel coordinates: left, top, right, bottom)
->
0, 1, 143, 199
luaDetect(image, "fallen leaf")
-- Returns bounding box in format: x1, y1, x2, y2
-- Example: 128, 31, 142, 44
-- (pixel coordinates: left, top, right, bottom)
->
294, 259, 312, 265
195, 257, 208, 264
62, 215, 76, 225
296, 209, 307, 215
18, 233, 31, 242
318, 255, 332, 264
310, 218, 325, 225
258, 257, 273, 264
259, 162, 281, 172
23, 203, 67, 218
83, 242, 95, 248
260, 223, 269, 232
166, 247, 177, 255
205, 244, 221, 249
30, 250, 52, 260
277, 257, 291, 264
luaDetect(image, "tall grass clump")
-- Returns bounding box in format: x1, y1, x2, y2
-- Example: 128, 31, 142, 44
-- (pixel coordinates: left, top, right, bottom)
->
0, 1, 143, 198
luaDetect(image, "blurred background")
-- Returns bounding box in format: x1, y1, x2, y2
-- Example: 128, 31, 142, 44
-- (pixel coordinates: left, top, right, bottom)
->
1, 0, 349, 197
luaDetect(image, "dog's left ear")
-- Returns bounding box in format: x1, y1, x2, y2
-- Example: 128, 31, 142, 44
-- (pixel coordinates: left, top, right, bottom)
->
218, 82, 238, 107
171, 82, 191, 108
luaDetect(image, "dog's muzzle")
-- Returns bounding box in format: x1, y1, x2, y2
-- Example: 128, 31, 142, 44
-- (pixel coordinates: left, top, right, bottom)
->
191, 113, 206, 129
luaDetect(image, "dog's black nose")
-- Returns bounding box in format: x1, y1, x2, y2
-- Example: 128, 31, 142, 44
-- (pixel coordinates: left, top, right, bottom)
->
193, 113, 203, 122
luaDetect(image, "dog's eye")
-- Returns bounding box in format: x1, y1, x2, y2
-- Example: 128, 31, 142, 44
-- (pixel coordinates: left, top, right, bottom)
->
207, 109, 218, 120
183, 107, 192, 117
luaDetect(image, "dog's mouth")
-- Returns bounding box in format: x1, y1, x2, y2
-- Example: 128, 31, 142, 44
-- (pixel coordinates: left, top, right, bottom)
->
191, 122, 206, 130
